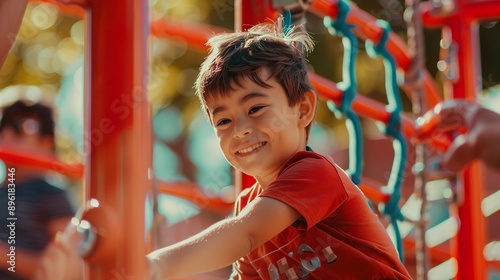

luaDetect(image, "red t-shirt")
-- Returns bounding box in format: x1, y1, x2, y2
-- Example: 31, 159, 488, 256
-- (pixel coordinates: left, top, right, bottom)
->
230, 151, 411, 280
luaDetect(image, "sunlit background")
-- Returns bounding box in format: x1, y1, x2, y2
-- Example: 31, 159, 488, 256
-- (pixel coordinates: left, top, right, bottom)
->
1, 1, 500, 277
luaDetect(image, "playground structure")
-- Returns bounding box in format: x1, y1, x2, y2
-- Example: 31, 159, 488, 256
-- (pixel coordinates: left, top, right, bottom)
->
1, 0, 500, 279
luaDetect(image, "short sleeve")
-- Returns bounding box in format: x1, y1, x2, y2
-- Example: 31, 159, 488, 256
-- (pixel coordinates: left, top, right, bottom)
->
259, 152, 349, 230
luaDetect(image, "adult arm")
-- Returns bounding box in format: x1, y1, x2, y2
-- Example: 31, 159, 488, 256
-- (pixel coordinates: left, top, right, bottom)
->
415, 99, 500, 172
0, 216, 72, 279
34, 220, 83, 280
0, 242, 42, 278
147, 196, 300, 279
34, 189, 80, 280
0, 0, 27, 67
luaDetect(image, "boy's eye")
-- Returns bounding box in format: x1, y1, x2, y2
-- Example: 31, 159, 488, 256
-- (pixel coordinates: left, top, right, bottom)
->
216, 119, 231, 127
249, 106, 265, 115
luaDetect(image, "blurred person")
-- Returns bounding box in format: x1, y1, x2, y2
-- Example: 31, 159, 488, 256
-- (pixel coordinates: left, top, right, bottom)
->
0, 100, 76, 280
415, 99, 500, 172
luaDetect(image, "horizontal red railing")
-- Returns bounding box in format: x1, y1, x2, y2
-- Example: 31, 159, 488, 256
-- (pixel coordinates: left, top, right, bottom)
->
0, 147, 83, 177
156, 180, 235, 214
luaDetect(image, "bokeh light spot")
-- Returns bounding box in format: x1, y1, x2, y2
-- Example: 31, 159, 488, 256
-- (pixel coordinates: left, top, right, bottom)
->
153, 107, 183, 142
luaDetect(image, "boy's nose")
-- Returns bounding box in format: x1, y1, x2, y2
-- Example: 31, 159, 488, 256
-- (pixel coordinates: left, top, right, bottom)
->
233, 123, 252, 139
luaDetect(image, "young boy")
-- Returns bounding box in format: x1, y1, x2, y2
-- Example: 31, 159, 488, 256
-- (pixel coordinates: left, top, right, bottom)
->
148, 22, 411, 279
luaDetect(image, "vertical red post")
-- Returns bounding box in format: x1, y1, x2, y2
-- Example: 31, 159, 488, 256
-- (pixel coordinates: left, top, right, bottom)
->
235, 0, 274, 32
82, 0, 151, 279
446, 6, 485, 280
422, 0, 488, 279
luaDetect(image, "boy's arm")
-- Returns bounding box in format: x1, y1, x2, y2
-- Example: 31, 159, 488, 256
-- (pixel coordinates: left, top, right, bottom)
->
147, 196, 300, 279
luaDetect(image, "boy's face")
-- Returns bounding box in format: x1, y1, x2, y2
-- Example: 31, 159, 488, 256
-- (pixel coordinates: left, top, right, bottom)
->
206, 68, 308, 181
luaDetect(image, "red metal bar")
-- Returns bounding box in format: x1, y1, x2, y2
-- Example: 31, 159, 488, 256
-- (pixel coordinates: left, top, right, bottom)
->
453, 163, 486, 280
235, 0, 275, 32
443, 10, 486, 280
460, 0, 500, 21
420, 0, 489, 279
309, 0, 338, 18
31, 0, 85, 18
156, 180, 235, 214
420, 1, 500, 28
81, 0, 151, 279
402, 239, 500, 271
0, 147, 83, 177
151, 20, 228, 53
358, 177, 390, 204
448, 19, 485, 280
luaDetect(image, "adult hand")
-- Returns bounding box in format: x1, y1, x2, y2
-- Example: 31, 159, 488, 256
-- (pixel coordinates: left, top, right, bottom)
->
414, 99, 500, 172
34, 220, 83, 280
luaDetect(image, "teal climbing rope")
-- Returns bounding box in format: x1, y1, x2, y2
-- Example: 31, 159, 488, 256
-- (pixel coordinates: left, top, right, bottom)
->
323, 0, 363, 186
365, 20, 408, 262
282, 9, 293, 36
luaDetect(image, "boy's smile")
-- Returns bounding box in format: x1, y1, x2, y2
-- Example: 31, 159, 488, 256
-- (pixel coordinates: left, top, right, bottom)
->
235, 141, 267, 155
206, 68, 313, 188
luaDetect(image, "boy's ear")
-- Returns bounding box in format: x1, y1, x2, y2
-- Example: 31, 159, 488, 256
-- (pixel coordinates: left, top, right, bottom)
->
298, 90, 317, 128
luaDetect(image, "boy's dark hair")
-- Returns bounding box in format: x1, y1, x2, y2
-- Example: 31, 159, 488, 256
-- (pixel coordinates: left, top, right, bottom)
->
0, 100, 55, 140
195, 22, 316, 136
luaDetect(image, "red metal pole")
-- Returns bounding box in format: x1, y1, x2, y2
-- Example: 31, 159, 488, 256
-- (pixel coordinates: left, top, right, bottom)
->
422, 0, 490, 279
447, 14, 486, 280
235, 0, 275, 32
81, 0, 151, 279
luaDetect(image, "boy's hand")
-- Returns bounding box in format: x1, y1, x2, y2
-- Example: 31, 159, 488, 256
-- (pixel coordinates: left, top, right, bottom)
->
414, 100, 500, 172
